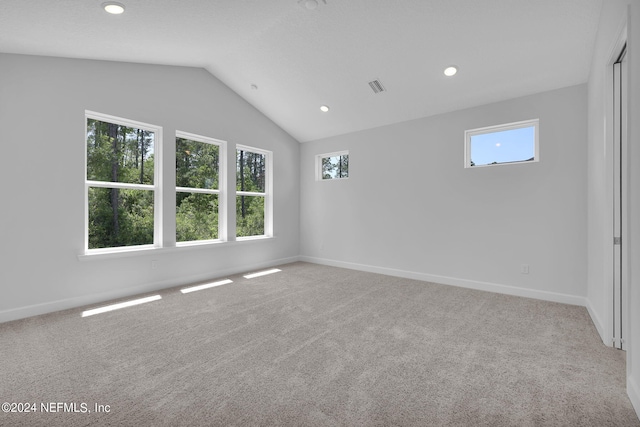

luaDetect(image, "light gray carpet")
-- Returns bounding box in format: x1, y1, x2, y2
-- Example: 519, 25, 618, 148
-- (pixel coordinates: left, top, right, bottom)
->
0, 262, 638, 426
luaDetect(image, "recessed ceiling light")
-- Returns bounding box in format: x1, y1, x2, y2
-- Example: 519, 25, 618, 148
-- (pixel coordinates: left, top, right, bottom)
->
444, 66, 458, 77
320, 105, 330, 112
102, 2, 125, 14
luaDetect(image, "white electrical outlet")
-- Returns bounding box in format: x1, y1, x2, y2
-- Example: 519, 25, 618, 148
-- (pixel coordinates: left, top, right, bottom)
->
151, 260, 158, 270
521, 264, 529, 274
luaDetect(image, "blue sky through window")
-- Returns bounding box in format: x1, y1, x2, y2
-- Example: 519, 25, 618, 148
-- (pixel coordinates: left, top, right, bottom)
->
470, 126, 535, 166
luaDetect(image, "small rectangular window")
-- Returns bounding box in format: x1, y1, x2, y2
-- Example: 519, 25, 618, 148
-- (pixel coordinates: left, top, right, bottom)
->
85, 112, 161, 252
176, 132, 225, 244
317, 151, 349, 180
236, 146, 272, 238
464, 119, 539, 168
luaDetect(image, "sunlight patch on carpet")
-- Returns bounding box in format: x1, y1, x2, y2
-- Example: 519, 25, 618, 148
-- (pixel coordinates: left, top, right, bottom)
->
81, 295, 162, 317
181, 279, 233, 294
244, 268, 281, 279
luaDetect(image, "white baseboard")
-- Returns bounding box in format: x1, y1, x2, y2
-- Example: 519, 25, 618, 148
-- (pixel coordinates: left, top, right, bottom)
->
0, 256, 300, 324
628, 376, 640, 421
1, 254, 587, 323
299, 256, 586, 306
585, 298, 610, 346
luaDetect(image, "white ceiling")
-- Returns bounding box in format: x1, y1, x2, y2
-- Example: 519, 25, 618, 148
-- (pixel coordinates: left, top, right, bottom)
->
0, 0, 603, 142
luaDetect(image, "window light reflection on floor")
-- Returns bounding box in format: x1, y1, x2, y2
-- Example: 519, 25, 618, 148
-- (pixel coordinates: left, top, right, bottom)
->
180, 279, 233, 294
82, 295, 162, 317
243, 268, 281, 279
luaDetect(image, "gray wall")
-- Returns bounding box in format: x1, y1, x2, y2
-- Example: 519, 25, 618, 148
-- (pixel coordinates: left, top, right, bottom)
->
300, 84, 588, 304
0, 53, 300, 321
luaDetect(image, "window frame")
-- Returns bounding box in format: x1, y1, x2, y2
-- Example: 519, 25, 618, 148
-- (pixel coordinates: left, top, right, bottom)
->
235, 144, 273, 240
84, 110, 163, 254
464, 119, 539, 168
175, 131, 227, 246
316, 150, 349, 181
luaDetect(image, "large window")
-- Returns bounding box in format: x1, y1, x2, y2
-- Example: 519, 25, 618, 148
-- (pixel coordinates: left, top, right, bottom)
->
464, 119, 539, 168
176, 132, 225, 244
317, 151, 349, 180
85, 111, 162, 251
84, 112, 275, 255
236, 146, 272, 238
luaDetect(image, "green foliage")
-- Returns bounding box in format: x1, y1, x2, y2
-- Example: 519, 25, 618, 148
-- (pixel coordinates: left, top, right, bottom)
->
176, 138, 219, 189
236, 196, 264, 237
88, 188, 154, 249
176, 193, 219, 242
87, 119, 154, 184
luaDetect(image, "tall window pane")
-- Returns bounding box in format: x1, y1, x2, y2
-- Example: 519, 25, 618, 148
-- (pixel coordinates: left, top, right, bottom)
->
85, 114, 158, 251
236, 147, 269, 238
176, 134, 222, 243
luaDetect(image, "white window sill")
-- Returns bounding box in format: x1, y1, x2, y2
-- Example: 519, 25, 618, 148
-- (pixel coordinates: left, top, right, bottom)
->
77, 236, 274, 261
319, 177, 349, 181
236, 235, 272, 242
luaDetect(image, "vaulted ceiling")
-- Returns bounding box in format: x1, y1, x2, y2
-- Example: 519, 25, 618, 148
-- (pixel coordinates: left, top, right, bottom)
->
0, 0, 603, 142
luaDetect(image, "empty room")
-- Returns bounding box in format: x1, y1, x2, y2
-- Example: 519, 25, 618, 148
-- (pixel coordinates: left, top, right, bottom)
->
1, 0, 640, 425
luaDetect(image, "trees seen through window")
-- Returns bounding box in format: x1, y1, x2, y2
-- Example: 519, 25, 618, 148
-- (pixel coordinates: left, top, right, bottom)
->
236, 148, 267, 237
86, 117, 157, 249
176, 135, 221, 243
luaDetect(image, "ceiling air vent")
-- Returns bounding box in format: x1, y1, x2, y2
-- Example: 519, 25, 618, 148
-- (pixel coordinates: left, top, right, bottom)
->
368, 79, 386, 94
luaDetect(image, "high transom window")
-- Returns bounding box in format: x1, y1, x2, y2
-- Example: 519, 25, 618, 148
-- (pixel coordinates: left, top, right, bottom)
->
464, 119, 539, 168
317, 151, 349, 180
